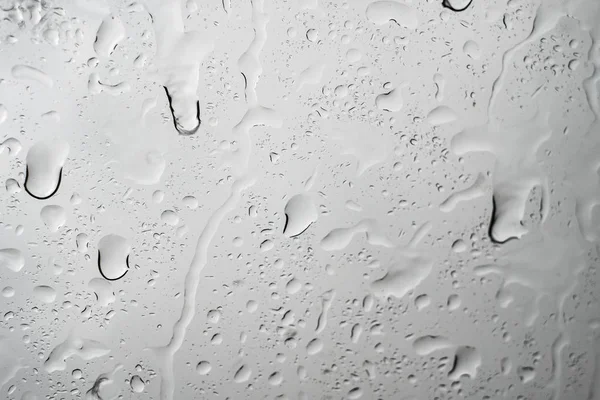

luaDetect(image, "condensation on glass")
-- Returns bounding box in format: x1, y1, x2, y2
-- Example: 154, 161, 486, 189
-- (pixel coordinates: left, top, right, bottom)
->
0, 0, 599, 399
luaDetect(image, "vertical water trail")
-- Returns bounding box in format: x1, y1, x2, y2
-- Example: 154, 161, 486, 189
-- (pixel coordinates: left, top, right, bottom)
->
582, 50, 600, 131
587, 321, 600, 400
145, 0, 214, 135
152, 1, 281, 399
577, 0, 600, 133
545, 333, 568, 400
572, 4, 600, 239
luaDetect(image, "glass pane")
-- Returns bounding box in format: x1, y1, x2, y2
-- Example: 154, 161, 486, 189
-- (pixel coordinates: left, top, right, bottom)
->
0, 0, 599, 399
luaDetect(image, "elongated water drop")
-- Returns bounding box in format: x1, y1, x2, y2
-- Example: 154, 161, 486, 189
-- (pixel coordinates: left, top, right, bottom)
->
97, 234, 130, 281
25, 139, 69, 200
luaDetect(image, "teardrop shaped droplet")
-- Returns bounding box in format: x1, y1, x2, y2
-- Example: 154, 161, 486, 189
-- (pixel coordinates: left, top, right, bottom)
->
283, 194, 318, 237
98, 234, 130, 281
25, 139, 69, 200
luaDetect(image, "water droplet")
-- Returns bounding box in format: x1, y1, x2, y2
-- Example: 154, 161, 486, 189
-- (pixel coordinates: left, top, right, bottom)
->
94, 15, 125, 57
33, 285, 56, 303
40, 205, 66, 232
1, 287, 15, 298
426, 105, 458, 126
233, 364, 252, 383
0, 249, 25, 272
196, 361, 212, 375
283, 194, 318, 237
88, 278, 115, 307
161, 210, 180, 226
375, 83, 407, 112
285, 278, 302, 294
5, 179, 20, 195
153, 190, 165, 204
76, 233, 89, 253
451, 239, 467, 253
268, 371, 283, 386
246, 300, 258, 313
130, 375, 145, 393
97, 234, 130, 281
463, 40, 481, 59
366, 1, 419, 29
182, 196, 199, 209
0, 138, 22, 157
346, 48, 362, 63
306, 338, 324, 355
449, 346, 481, 380
348, 387, 363, 399
24, 139, 68, 200
306, 29, 318, 42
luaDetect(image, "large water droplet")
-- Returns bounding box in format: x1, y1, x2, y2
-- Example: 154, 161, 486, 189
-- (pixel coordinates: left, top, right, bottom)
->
365, 1, 419, 29
448, 346, 481, 380
40, 205, 66, 232
0, 249, 25, 272
25, 139, 69, 200
33, 285, 56, 303
283, 194, 318, 237
97, 234, 130, 281
94, 15, 125, 57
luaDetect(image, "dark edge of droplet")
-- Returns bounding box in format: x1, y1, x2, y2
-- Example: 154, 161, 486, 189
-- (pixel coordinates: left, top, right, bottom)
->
163, 86, 201, 136
24, 166, 63, 200
283, 214, 313, 238
97, 251, 129, 281
538, 185, 546, 221
488, 196, 518, 245
442, 0, 473, 12
379, 90, 394, 112
283, 214, 289, 234
240, 72, 248, 100
448, 353, 459, 377
291, 222, 313, 238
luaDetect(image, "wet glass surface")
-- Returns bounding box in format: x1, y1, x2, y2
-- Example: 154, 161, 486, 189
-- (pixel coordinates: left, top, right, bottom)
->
0, 0, 600, 399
